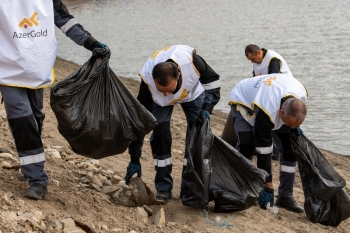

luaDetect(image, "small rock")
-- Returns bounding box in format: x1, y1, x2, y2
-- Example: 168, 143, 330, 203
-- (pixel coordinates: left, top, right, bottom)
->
143, 205, 153, 216
110, 228, 122, 232
51, 179, 60, 187
46, 148, 61, 159
137, 207, 148, 218
111, 174, 123, 184
101, 186, 120, 196
154, 207, 166, 227
1, 161, 12, 169
91, 183, 101, 192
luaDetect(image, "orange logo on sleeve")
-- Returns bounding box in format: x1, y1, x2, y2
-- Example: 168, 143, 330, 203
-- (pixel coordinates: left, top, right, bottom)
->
151, 46, 172, 60
263, 76, 276, 86
18, 12, 39, 29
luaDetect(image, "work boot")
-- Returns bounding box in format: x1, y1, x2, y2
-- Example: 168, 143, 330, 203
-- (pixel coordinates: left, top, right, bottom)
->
276, 196, 304, 213
156, 192, 172, 202
24, 183, 48, 200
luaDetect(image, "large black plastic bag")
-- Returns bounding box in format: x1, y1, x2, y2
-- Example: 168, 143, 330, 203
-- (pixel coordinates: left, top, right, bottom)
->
181, 118, 268, 211
291, 133, 350, 226
181, 119, 214, 209
50, 48, 157, 158
221, 110, 238, 148
209, 135, 268, 212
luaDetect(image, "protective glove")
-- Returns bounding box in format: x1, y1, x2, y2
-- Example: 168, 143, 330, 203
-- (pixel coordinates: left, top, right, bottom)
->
124, 162, 142, 185
90, 41, 108, 51
292, 126, 303, 136
258, 187, 274, 210
200, 110, 210, 121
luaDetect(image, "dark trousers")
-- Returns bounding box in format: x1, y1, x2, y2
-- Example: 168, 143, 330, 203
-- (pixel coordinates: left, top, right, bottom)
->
231, 105, 296, 197
129, 92, 205, 193
0, 86, 48, 186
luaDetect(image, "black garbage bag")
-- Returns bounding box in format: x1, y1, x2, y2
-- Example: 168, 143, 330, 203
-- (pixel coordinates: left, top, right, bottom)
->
50, 48, 157, 158
221, 109, 238, 148
181, 119, 214, 209
209, 135, 268, 212
291, 133, 350, 226
181, 118, 268, 211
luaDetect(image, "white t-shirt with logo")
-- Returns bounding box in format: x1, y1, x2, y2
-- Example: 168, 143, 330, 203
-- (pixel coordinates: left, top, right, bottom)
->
0, 0, 57, 88
229, 73, 307, 130
139, 45, 204, 106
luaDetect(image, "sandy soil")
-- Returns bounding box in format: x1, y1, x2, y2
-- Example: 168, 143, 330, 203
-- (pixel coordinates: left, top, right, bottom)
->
0, 1, 349, 232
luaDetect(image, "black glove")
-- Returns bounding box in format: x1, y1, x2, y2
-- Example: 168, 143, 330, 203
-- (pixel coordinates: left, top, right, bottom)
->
90, 41, 107, 51
124, 162, 142, 185
258, 187, 274, 210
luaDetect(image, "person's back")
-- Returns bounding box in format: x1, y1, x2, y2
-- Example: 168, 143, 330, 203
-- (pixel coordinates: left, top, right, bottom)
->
229, 73, 307, 130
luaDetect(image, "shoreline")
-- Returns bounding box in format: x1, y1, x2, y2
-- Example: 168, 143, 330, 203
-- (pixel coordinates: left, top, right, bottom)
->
60, 0, 347, 157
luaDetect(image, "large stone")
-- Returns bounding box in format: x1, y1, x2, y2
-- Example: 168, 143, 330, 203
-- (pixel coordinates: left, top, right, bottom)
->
128, 177, 156, 206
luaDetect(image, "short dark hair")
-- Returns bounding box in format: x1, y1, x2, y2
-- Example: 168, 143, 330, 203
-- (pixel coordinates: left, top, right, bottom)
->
283, 98, 307, 123
245, 44, 261, 57
152, 61, 179, 86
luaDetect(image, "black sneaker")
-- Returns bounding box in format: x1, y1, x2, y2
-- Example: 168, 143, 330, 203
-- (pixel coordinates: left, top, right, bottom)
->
24, 183, 48, 200
156, 192, 172, 202
276, 196, 304, 213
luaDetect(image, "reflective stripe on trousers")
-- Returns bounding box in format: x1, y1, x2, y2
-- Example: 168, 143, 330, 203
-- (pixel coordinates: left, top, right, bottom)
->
0, 86, 48, 186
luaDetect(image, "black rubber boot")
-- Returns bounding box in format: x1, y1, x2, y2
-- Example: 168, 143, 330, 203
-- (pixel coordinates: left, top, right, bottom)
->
276, 196, 304, 213
156, 192, 172, 202
24, 183, 48, 200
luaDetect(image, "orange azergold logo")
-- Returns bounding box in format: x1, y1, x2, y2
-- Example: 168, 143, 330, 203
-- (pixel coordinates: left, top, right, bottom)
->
151, 46, 171, 60
168, 89, 188, 105
263, 76, 276, 86
18, 12, 39, 29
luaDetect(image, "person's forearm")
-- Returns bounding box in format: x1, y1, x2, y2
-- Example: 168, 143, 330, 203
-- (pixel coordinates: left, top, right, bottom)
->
53, 0, 96, 49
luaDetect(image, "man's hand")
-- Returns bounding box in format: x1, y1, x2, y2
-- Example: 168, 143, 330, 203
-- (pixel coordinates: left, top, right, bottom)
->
124, 162, 142, 185
292, 126, 303, 136
90, 41, 108, 51
258, 187, 274, 210
200, 110, 210, 121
